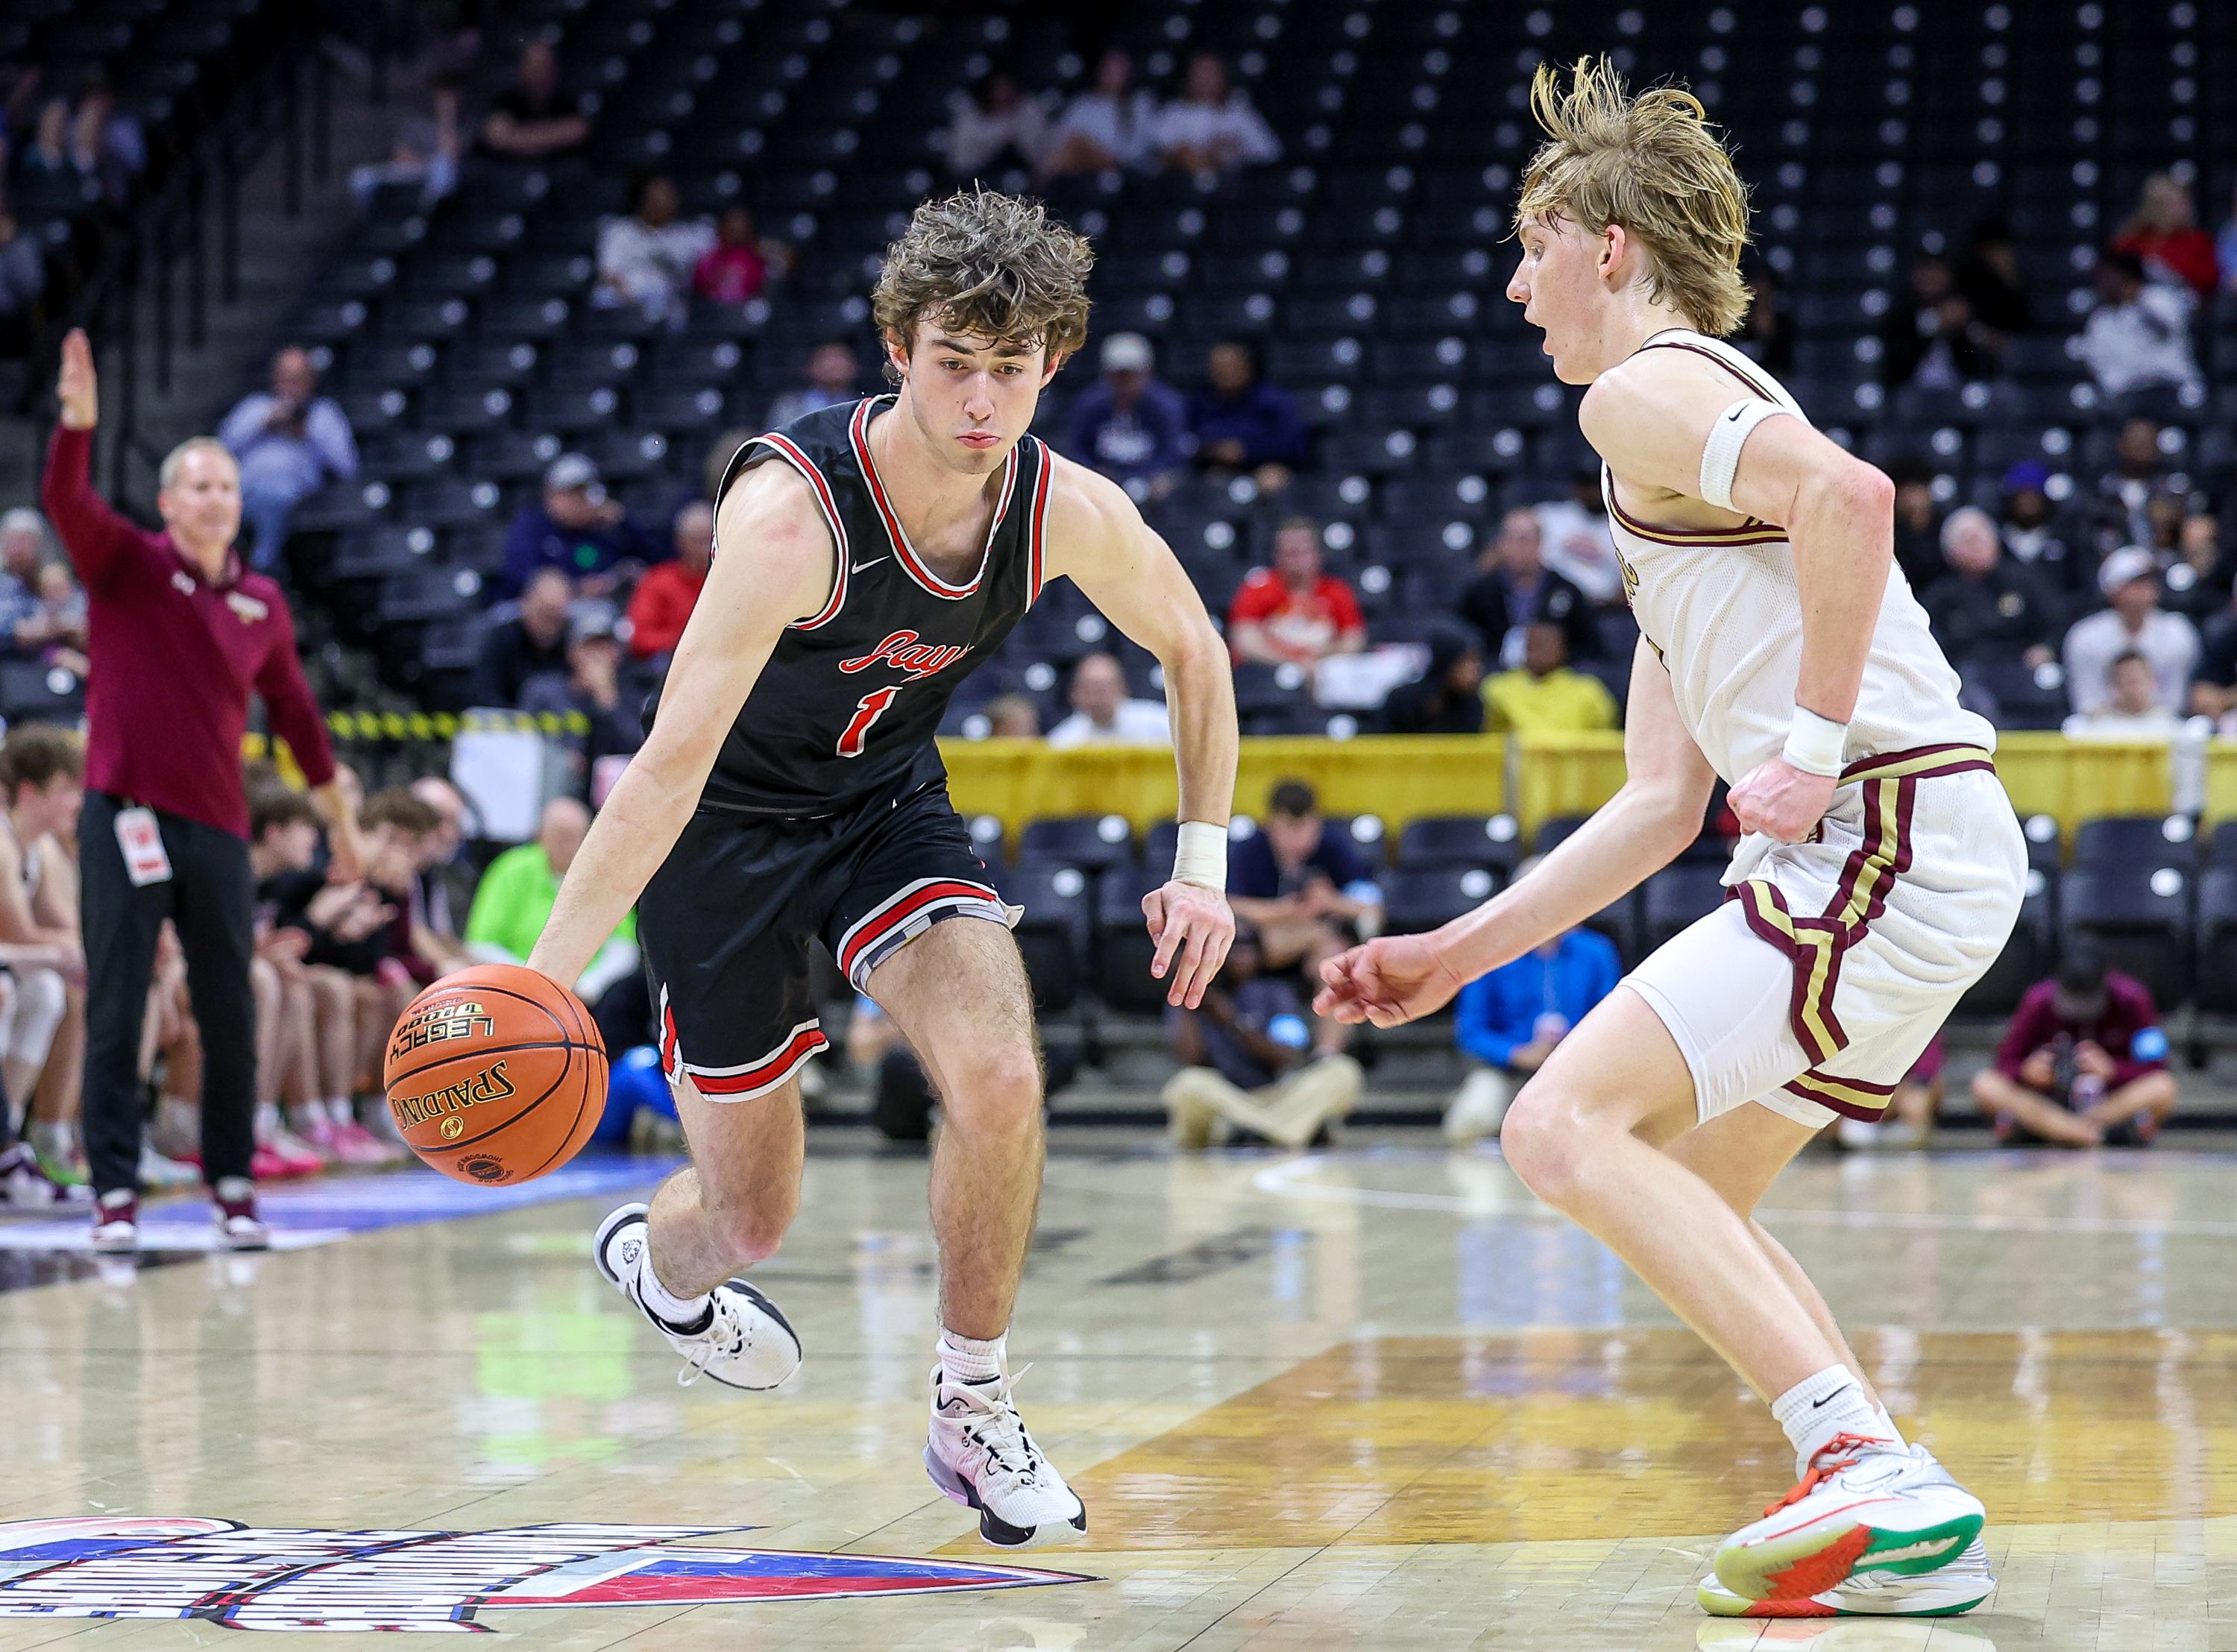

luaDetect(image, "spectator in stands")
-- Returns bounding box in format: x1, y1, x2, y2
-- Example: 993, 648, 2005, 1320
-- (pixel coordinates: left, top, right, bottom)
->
1045, 652, 1171, 748
1998, 461, 2086, 617
1884, 253, 1996, 388
1482, 622, 1618, 734
1535, 473, 1624, 605
1444, 855, 1620, 1145
2112, 172, 2218, 300
2063, 649, 2181, 739
981, 694, 1041, 738
12, 98, 74, 196
216, 347, 359, 572
1227, 518, 1365, 667
348, 77, 462, 209
1042, 49, 1157, 179
1068, 332, 1189, 500
1225, 780, 1380, 1059
595, 171, 714, 329
0, 507, 49, 650
1160, 920, 1360, 1150
691, 205, 790, 307
1154, 53, 1279, 177
1955, 217, 2034, 338
497, 453, 663, 601
482, 40, 591, 159
1885, 455, 1945, 592
522, 610, 645, 798
466, 797, 647, 1057
2062, 546, 2200, 717
945, 71, 1049, 178
405, 776, 475, 963
71, 81, 143, 182
468, 567, 571, 707
1921, 506, 2057, 673
1380, 626, 1484, 735
767, 338, 863, 429
1972, 936, 2176, 1147
2076, 249, 2203, 408
0, 725, 87, 1184
0, 203, 47, 355
626, 500, 711, 663
1187, 338, 1306, 489
2163, 511, 2229, 625
2095, 417, 2188, 556
1458, 506, 1598, 668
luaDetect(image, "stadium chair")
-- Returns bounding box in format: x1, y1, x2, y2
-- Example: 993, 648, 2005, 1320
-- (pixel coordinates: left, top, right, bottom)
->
0, 662, 85, 728
994, 863, 1090, 1014
1959, 866, 2058, 1017
333, 526, 437, 580
420, 613, 488, 675
1017, 816, 1136, 874
2209, 822, 2237, 871
1957, 658, 2070, 731
1324, 814, 1390, 871
2022, 813, 2063, 874
2072, 815, 2197, 874
1095, 865, 1169, 1015
1394, 815, 1525, 875
1231, 662, 1314, 734
1382, 866, 1501, 936
1642, 865, 1729, 950
2061, 864, 2192, 1013
2194, 868, 2237, 1015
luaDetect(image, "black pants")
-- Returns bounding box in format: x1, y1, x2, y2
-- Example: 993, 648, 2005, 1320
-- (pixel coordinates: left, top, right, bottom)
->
82, 792, 257, 1197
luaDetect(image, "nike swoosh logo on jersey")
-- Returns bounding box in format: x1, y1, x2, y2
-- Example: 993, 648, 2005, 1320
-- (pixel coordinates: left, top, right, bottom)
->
851, 556, 890, 573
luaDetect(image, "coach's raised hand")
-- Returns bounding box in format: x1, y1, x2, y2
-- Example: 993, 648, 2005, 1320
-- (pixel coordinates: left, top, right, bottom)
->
57, 329, 98, 430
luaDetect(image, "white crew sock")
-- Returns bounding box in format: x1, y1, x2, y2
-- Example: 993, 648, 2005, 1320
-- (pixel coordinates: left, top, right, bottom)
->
938, 1326, 1007, 1386
635, 1250, 712, 1332
321, 1099, 353, 1129
254, 1102, 281, 1144
1771, 1365, 1904, 1477
286, 1102, 323, 1135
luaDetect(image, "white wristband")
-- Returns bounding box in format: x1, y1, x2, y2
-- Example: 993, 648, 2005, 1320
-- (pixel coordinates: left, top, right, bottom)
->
1781, 707, 1849, 778
1171, 821, 1228, 890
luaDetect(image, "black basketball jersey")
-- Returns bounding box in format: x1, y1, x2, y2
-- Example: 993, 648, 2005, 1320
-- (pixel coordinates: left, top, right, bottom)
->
682, 394, 1054, 816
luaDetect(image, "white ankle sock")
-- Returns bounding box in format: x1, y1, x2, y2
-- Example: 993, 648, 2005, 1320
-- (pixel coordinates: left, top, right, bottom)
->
938, 1327, 1007, 1385
636, 1252, 711, 1331
1772, 1365, 1902, 1476
254, 1102, 280, 1144
321, 1099, 351, 1128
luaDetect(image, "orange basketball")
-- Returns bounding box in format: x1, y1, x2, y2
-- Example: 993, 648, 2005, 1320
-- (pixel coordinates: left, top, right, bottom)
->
382, 964, 608, 1187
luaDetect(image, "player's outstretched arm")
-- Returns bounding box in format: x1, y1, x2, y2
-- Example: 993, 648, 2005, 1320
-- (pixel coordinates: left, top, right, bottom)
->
1582, 353, 1894, 845
1041, 458, 1238, 1009
526, 464, 834, 990
1316, 640, 1714, 1027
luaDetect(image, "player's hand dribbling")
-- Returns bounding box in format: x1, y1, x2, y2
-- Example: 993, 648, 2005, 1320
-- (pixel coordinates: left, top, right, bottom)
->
1728, 756, 1834, 845
1142, 880, 1233, 1009
1315, 934, 1467, 1028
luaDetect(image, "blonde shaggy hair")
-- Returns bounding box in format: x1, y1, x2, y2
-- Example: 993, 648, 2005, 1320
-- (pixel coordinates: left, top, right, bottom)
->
871, 188, 1093, 382
1514, 58, 1752, 337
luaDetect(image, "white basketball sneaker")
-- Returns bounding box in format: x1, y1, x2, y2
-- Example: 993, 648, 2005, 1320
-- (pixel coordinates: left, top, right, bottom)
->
593, 1202, 802, 1390
1712, 1440, 1985, 1607
1698, 1536, 1995, 1617
924, 1364, 1088, 1549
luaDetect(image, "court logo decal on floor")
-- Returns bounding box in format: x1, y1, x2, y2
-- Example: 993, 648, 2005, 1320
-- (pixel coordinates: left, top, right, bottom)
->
0, 1518, 1093, 1630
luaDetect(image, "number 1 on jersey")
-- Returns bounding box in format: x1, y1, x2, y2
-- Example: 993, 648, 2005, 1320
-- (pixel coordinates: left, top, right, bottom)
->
837, 686, 901, 758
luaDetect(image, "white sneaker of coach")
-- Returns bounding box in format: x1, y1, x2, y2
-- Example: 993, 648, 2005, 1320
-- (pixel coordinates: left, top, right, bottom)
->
924, 1364, 1088, 1549
592, 1202, 802, 1391
1697, 1536, 1995, 1617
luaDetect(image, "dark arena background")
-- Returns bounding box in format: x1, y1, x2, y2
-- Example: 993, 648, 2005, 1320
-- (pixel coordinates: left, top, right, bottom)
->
0, 0, 2233, 1646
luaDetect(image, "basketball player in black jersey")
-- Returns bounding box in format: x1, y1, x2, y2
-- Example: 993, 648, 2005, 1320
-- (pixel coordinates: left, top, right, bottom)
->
526, 191, 1239, 1548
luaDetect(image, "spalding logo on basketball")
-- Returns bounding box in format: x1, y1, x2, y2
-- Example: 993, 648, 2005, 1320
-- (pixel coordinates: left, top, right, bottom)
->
382, 964, 608, 1187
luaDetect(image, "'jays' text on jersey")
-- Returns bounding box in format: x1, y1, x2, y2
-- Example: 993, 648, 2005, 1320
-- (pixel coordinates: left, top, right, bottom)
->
687, 395, 1054, 815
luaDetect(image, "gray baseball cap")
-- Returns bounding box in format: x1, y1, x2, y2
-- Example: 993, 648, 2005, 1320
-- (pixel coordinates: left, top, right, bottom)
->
544, 453, 601, 493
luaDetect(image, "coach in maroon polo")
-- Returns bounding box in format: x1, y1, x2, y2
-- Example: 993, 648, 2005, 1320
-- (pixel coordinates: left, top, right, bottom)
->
42, 328, 362, 1250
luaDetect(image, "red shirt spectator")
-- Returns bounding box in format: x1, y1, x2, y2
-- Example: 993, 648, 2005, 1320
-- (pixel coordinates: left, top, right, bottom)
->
1228, 517, 1365, 666
691, 206, 787, 306
627, 500, 712, 660
2113, 173, 2220, 297
1995, 970, 2168, 1091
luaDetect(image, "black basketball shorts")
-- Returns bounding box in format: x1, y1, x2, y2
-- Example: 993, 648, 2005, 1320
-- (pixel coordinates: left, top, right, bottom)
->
637, 777, 1006, 1101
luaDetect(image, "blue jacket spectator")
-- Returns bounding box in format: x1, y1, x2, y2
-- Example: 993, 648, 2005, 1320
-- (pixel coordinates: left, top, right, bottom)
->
216, 347, 359, 571
497, 453, 667, 601
1444, 904, 1620, 1145
1187, 339, 1306, 487
1069, 332, 1190, 499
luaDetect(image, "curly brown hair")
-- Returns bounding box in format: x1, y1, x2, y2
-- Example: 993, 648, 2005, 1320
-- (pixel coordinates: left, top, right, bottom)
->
871, 188, 1093, 381
1514, 57, 1752, 337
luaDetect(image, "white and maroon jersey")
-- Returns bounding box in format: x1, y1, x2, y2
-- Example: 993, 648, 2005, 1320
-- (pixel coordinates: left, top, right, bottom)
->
1601, 327, 1994, 786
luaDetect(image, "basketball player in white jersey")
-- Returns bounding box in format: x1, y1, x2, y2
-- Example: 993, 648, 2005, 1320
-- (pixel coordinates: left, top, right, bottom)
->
1317, 62, 2024, 1618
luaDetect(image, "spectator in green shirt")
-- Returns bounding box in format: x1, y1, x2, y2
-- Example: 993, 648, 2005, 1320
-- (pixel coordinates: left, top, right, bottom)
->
466, 797, 651, 1052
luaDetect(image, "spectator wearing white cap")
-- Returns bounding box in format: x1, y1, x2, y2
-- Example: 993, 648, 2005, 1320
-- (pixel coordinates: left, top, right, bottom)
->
495, 453, 666, 602
1066, 332, 1190, 501
2061, 545, 2200, 716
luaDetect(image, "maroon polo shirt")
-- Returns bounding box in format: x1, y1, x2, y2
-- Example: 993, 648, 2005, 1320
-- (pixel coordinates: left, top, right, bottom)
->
40, 424, 336, 839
